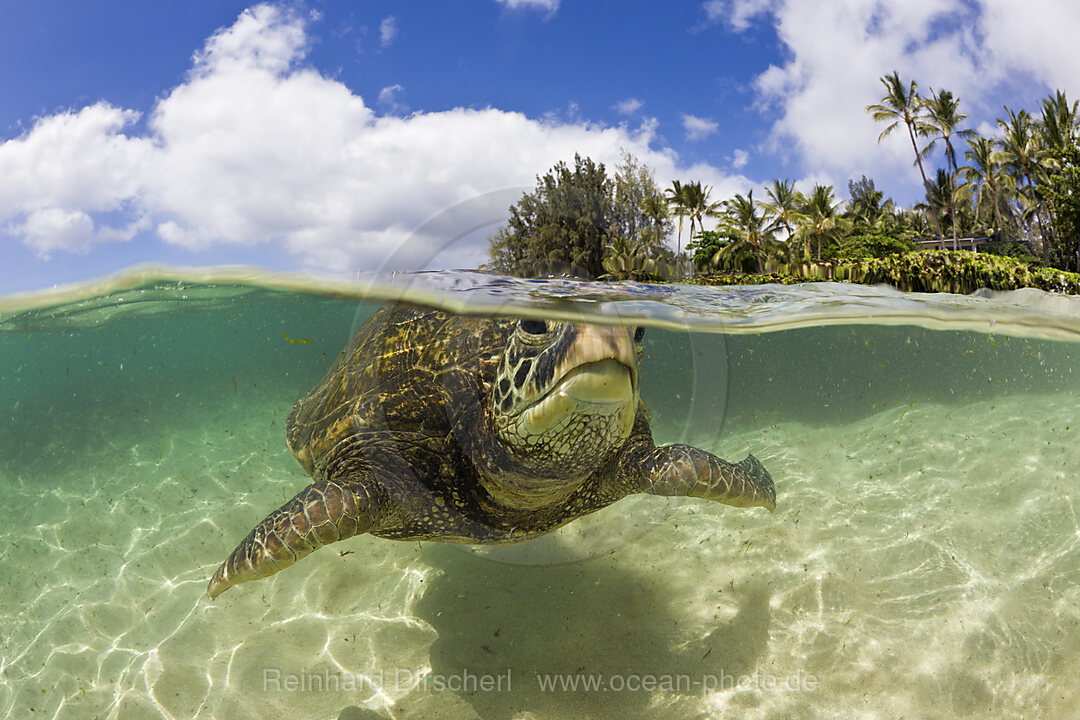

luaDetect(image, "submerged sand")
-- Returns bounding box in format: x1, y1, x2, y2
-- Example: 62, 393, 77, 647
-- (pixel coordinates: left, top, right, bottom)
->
1, 392, 1077, 719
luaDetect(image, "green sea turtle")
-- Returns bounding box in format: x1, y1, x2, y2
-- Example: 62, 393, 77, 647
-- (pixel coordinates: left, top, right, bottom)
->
207, 304, 775, 599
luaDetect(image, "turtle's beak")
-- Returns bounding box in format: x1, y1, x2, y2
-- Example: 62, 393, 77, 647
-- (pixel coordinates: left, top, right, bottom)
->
561, 323, 639, 394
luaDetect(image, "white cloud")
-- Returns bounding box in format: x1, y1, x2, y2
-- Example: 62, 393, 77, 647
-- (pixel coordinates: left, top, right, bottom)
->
714, 0, 1080, 202
977, 0, 1080, 94
703, 0, 777, 31
682, 113, 719, 141
612, 98, 644, 115
0, 4, 750, 270
14, 208, 148, 259
193, 3, 305, 75
17, 208, 95, 258
732, 148, 749, 169
379, 16, 397, 48
494, 0, 561, 14
377, 84, 407, 114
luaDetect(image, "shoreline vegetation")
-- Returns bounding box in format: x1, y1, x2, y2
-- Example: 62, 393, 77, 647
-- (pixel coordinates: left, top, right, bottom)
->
696, 251, 1080, 295
484, 74, 1080, 296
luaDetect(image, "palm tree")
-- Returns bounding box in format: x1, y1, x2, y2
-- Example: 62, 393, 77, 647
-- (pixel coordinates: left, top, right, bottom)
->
902, 208, 933, 240
762, 179, 806, 261
917, 169, 958, 246
664, 180, 690, 258
798, 184, 846, 261
958, 135, 1016, 238
919, 88, 972, 250
716, 190, 777, 273
602, 235, 673, 281
681, 181, 721, 244
866, 72, 942, 240
846, 176, 902, 236
995, 106, 1056, 261
1038, 90, 1079, 151
638, 195, 669, 252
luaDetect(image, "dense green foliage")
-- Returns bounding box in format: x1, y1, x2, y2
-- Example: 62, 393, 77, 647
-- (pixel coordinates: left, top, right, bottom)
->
686, 229, 755, 273
486, 154, 614, 278
697, 251, 1080, 295
826, 233, 917, 260
1044, 143, 1080, 270
486, 80, 1080, 292
979, 241, 1041, 265
485, 153, 673, 280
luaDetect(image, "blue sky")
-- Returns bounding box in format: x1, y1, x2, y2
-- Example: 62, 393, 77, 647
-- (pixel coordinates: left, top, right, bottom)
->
1, 0, 1078, 292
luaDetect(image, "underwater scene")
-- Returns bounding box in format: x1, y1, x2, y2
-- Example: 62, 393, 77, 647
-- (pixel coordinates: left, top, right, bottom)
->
1, 265, 1078, 720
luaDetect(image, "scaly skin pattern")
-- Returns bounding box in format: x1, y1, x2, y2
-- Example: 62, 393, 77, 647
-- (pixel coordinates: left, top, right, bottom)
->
207, 305, 775, 599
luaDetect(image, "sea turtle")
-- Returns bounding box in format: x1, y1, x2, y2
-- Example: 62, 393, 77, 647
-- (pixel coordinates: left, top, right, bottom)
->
207, 304, 775, 599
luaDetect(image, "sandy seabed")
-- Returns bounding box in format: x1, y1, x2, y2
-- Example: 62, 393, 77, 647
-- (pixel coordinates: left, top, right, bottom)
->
1, 392, 1078, 720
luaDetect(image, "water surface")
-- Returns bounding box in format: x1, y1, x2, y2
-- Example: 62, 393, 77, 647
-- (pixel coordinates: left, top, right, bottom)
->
1, 266, 1078, 719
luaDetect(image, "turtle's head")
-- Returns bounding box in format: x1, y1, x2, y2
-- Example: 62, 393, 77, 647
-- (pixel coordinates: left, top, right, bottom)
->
488, 318, 643, 497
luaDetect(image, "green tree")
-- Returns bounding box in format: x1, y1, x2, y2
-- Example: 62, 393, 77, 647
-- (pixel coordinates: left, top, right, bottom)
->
917, 169, 962, 246
1038, 90, 1080, 151
798, 184, 847, 261
1044, 142, 1080, 270
601, 235, 674, 281
716, 190, 778, 273
995, 106, 1056, 262
612, 151, 668, 247
486, 154, 614, 278
485, 225, 525, 275
687, 229, 749, 273
665, 180, 690, 257
846, 175, 894, 230
762, 179, 806, 261
919, 88, 972, 249
681, 181, 721, 247
638, 194, 670, 252
958, 135, 1016, 238
866, 72, 941, 239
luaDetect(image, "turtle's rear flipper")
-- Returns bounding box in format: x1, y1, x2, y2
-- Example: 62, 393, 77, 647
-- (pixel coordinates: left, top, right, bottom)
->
639, 446, 776, 511
207, 480, 373, 599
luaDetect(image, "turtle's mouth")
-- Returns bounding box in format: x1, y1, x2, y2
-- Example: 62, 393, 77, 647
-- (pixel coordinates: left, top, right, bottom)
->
555, 358, 634, 404
488, 356, 638, 506
517, 358, 635, 435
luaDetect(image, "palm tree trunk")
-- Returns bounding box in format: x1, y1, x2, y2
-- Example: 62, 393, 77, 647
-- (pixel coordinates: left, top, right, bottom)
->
907, 119, 945, 242
949, 181, 959, 251
751, 234, 764, 274
782, 221, 794, 262
1025, 172, 1050, 264
947, 142, 960, 251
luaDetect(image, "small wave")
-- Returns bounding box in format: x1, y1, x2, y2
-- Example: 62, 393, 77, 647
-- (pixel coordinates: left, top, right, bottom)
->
2, 263, 1079, 341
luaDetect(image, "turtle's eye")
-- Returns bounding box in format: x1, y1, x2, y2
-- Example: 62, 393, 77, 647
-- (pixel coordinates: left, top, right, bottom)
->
634, 326, 646, 343
519, 319, 548, 336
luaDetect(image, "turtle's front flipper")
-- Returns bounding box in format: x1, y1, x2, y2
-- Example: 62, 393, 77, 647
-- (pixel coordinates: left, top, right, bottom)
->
207, 480, 375, 599
638, 445, 776, 511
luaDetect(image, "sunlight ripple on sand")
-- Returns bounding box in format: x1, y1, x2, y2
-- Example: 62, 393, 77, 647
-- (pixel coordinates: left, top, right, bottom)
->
0, 393, 1078, 719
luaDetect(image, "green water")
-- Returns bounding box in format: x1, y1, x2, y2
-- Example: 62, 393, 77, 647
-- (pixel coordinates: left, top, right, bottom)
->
1, 267, 1078, 719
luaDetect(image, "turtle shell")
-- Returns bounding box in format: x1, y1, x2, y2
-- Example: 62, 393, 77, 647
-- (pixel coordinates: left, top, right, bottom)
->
285, 304, 508, 475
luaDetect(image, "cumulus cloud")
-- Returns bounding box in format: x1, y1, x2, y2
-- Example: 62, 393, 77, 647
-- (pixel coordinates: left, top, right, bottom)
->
379, 16, 397, 48
731, 148, 749, 169
0, 4, 749, 270
682, 114, 719, 141
612, 98, 644, 115
711, 0, 1080, 200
